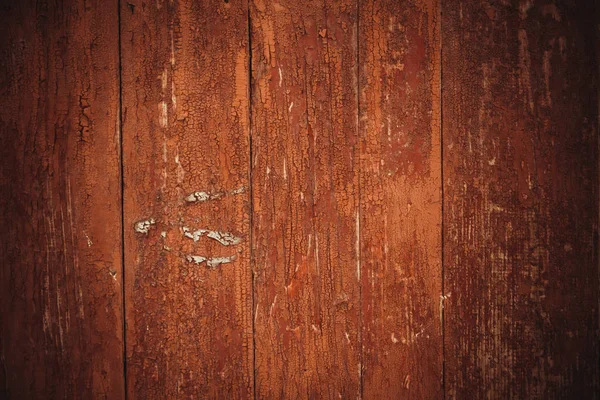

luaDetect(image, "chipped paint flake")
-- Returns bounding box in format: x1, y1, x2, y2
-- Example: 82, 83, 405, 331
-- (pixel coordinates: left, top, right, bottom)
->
186, 254, 237, 268
182, 227, 242, 246
185, 187, 246, 203
134, 218, 155, 234
230, 186, 247, 195
185, 191, 224, 203
186, 255, 207, 264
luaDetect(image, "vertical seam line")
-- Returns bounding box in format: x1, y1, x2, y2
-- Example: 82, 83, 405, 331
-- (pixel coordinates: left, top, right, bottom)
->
247, 4, 256, 400
439, 0, 445, 398
356, 0, 363, 398
117, 1, 128, 398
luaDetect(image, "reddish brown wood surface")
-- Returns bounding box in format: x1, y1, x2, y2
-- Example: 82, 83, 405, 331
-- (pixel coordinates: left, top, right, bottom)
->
0, 0, 124, 398
442, 0, 599, 398
358, 0, 442, 398
250, 0, 360, 397
121, 0, 252, 398
1, 1, 599, 398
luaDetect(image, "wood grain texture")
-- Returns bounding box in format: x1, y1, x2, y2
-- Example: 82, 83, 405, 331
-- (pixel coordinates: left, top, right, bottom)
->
0, 0, 124, 398
358, 0, 442, 398
121, 0, 252, 398
250, 0, 360, 397
442, 0, 599, 398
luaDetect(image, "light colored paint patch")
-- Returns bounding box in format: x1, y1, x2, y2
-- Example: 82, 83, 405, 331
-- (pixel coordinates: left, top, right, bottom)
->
440, 293, 451, 325
278, 67, 283, 87
84, 231, 93, 247
134, 218, 155, 234
391, 332, 399, 343
185, 187, 246, 203
159, 101, 168, 127
160, 68, 168, 90
356, 210, 361, 280
183, 227, 242, 246
174, 151, 185, 184
170, 30, 176, 65
186, 254, 237, 268
184, 191, 224, 203
186, 255, 207, 264
270, 294, 277, 317
489, 204, 505, 212
171, 79, 177, 112
230, 186, 247, 195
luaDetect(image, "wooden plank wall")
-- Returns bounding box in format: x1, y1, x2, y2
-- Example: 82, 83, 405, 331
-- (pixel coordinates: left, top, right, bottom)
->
0, 0, 597, 399
442, 0, 599, 398
0, 0, 124, 398
250, 0, 360, 398
120, 0, 252, 398
359, 0, 442, 397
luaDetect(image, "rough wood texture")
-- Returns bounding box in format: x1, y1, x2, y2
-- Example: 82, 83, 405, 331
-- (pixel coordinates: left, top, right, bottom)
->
359, 0, 442, 398
250, 0, 360, 397
1, 1, 599, 398
442, 0, 599, 398
121, 0, 252, 398
0, 0, 124, 398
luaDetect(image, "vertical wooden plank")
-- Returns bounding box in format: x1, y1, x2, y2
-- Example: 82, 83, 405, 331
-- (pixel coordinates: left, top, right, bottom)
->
121, 0, 252, 398
358, 0, 442, 398
443, 1, 599, 398
0, 0, 124, 398
251, 0, 360, 397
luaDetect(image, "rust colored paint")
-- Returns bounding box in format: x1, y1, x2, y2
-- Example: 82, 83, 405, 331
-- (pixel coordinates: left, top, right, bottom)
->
359, 0, 442, 398
250, 0, 360, 397
1, 1, 599, 398
120, 0, 252, 398
0, 0, 124, 398
442, 0, 599, 398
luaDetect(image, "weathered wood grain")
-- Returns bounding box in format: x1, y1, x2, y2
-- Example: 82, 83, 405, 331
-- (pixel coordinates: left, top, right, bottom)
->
0, 0, 124, 398
250, 0, 360, 397
121, 0, 252, 398
358, 0, 443, 398
442, 1, 599, 398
